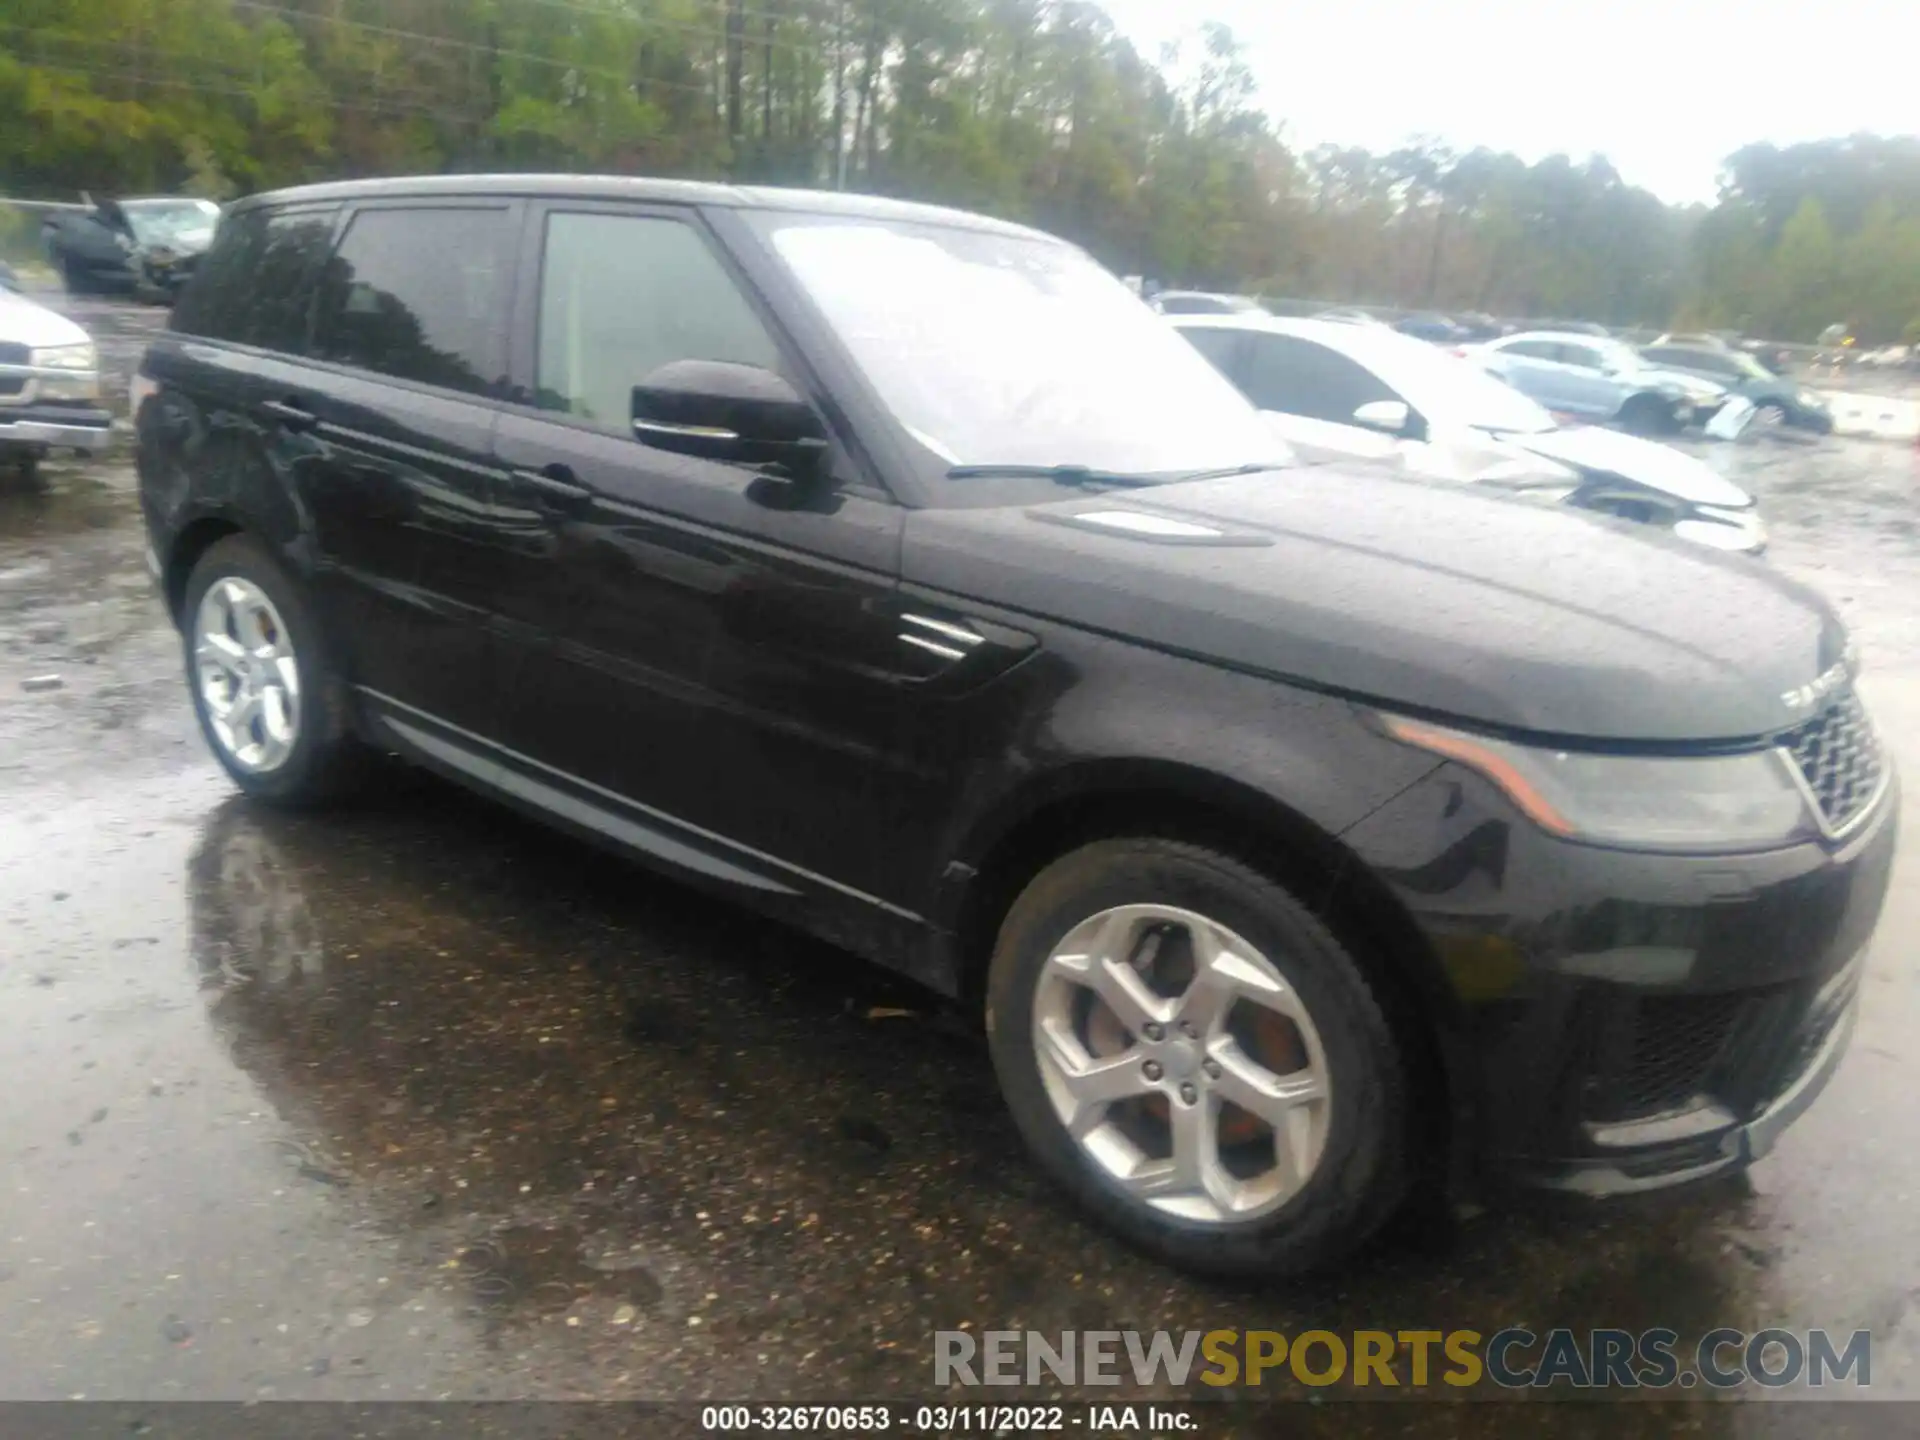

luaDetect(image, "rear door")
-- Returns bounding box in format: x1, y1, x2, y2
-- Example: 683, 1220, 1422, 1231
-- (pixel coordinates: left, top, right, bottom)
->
297, 201, 522, 736
486, 202, 915, 906
1551, 342, 1622, 417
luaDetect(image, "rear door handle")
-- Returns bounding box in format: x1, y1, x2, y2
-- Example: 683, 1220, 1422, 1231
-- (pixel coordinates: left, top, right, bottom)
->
511, 464, 593, 508
259, 398, 317, 431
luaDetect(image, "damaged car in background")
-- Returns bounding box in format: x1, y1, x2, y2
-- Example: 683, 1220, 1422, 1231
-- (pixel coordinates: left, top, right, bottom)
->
1467, 330, 1729, 435
1175, 313, 1765, 553
42, 195, 222, 299
0, 282, 111, 476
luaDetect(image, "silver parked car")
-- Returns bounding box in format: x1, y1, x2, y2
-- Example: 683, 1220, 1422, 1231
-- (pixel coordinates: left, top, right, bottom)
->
1469, 331, 1727, 434
1173, 314, 1765, 554
0, 283, 112, 475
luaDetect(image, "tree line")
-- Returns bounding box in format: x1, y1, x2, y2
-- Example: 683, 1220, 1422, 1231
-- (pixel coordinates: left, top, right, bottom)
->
4, 0, 1918, 343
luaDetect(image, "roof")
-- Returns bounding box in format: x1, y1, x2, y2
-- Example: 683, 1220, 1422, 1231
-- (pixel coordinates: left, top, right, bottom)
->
1490, 329, 1630, 348
1170, 311, 1464, 367
230, 173, 1055, 241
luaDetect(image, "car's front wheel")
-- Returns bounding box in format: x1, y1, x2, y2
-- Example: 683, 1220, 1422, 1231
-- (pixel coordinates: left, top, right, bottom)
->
986, 838, 1410, 1278
181, 534, 370, 805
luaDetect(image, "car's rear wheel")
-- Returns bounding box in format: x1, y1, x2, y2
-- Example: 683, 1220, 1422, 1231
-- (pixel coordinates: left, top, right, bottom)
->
985, 838, 1410, 1277
1754, 402, 1789, 429
181, 534, 370, 805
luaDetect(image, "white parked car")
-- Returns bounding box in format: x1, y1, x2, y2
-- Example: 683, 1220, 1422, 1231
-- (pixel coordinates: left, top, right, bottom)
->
1172, 313, 1766, 554
0, 280, 110, 473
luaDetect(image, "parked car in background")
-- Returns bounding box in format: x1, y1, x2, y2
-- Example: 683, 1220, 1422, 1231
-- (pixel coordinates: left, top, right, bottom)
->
1391, 313, 1468, 344
1652, 331, 1796, 377
0, 284, 112, 474
1528, 319, 1613, 338
1640, 342, 1834, 433
1470, 331, 1726, 434
1146, 290, 1265, 316
1174, 314, 1765, 553
42, 196, 221, 298
1311, 307, 1388, 327
1448, 312, 1511, 343
135, 174, 1893, 1279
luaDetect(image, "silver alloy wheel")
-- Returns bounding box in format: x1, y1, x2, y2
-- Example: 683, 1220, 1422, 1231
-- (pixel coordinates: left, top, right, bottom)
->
1032, 904, 1332, 1226
194, 577, 301, 773
1755, 403, 1788, 427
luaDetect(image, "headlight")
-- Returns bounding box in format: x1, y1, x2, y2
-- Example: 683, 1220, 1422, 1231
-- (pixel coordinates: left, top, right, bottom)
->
1381, 714, 1814, 852
33, 342, 97, 372
31, 342, 100, 401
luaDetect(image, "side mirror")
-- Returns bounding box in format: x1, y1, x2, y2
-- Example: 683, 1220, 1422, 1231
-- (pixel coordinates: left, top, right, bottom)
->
631, 360, 829, 473
1351, 399, 1411, 436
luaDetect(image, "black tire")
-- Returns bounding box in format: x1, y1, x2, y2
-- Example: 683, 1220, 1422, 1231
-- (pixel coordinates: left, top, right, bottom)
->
1617, 393, 1677, 435
180, 533, 371, 806
985, 838, 1410, 1278
60, 255, 98, 297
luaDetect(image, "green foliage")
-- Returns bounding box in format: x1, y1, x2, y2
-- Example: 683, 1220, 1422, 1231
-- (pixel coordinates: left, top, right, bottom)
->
3, 3, 1919, 342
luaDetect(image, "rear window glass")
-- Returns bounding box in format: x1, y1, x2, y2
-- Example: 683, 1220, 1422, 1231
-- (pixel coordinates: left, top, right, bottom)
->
171, 206, 338, 353
313, 207, 514, 397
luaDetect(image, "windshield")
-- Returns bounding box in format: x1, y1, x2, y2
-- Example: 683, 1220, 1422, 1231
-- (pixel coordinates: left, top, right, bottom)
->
120, 199, 220, 245
1364, 333, 1558, 434
755, 213, 1288, 477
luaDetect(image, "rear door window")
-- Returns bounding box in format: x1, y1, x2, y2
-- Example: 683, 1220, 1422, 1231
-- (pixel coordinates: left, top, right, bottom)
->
313, 207, 515, 397
171, 206, 338, 353
1501, 339, 1561, 361
1178, 326, 1247, 382
1241, 333, 1396, 423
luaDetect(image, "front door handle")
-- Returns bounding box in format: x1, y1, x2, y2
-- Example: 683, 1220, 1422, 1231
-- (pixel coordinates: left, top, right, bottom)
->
511, 464, 592, 508
260, 398, 317, 432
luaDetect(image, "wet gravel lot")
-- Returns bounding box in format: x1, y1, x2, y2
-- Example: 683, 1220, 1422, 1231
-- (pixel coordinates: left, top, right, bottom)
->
3, 297, 1919, 1434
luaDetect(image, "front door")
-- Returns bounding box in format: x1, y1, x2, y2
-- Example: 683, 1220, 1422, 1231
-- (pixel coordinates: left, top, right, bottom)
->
487, 203, 917, 910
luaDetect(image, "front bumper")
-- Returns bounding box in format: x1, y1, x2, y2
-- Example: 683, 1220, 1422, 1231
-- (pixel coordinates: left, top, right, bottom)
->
0, 404, 113, 452
1342, 751, 1898, 1198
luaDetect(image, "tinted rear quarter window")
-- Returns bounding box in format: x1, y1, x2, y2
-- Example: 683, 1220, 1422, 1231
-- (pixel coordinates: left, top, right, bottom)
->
313, 207, 514, 397
1502, 339, 1559, 360
171, 206, 338, 353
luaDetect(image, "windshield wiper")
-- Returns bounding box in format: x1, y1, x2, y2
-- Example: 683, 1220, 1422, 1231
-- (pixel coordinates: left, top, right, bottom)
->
944, 460, 1288, 488
1168, 461, 1292, 482
944, 463, 1162, 488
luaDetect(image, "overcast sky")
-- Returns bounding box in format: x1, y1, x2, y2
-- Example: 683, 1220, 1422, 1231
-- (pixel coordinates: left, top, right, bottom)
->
1097, 0, 1916, 204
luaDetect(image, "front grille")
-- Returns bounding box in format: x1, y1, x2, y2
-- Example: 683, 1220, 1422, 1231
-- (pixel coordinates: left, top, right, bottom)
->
0, 342, 29, 366
0, 376, 24, 399
1782, 688, 1885, 832
1612, 992, 1748, 1120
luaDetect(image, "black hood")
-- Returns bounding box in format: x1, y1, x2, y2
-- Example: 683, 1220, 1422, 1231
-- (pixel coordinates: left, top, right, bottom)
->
903, 466, 1849, 744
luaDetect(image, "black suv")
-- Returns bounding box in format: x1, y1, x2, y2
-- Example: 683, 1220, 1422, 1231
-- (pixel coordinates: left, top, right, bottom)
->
135, 176, 1897, 1278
